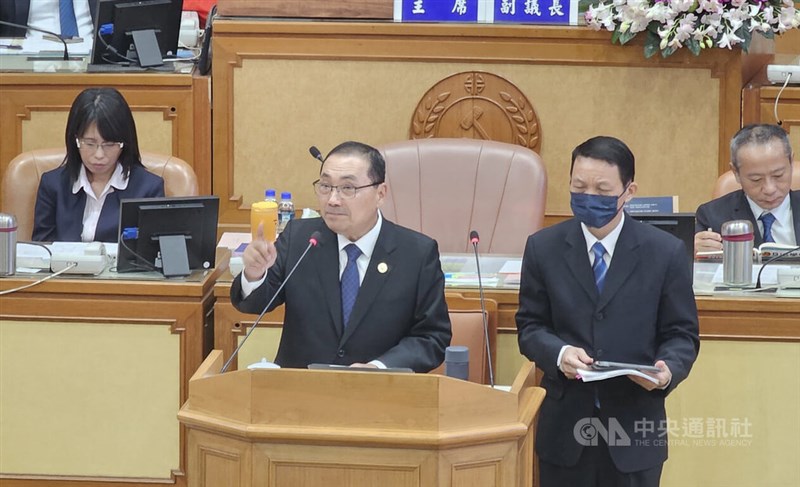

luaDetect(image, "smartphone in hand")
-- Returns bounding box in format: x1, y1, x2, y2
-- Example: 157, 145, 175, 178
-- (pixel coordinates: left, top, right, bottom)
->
591, 361, 662, 373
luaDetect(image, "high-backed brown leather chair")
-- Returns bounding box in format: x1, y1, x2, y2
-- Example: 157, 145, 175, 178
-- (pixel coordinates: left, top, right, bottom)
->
379, 138, 547, 254
1, 148, 199, 240
711, 161, 800, 198
430, 293, 498, 384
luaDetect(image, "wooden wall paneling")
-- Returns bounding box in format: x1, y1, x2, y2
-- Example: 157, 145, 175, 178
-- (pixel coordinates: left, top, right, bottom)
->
0, 72, 211, 195
217, 0, 394, 18
212, 21, 742, 227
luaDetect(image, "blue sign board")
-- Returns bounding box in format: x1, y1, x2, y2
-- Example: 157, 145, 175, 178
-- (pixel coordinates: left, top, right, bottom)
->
493, 0, 571, 24
401, 0, 480, 22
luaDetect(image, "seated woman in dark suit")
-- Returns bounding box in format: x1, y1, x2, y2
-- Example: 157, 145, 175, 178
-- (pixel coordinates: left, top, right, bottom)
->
33, 87, 164, 242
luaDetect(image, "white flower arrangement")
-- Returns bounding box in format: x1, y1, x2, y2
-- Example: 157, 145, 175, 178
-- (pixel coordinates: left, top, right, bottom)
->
584, 0, 800, 57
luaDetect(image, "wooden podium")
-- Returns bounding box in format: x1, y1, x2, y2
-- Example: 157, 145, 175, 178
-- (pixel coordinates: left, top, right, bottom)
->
178, 351, 545, 487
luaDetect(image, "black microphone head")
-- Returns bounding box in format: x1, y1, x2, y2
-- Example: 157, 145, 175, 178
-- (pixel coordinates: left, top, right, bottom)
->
309, 146, 324, 163
309, 231, 322, 246
469, 230, 479, 244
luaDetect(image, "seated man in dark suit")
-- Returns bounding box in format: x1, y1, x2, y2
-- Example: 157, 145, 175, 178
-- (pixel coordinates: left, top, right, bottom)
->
695, 124, 798, 255
516, 136, 700, 487
231, 141, 451, 372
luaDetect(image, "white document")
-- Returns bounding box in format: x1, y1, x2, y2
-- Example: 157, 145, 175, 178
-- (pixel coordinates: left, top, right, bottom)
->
576, 368, 659, 385
498, 259, 522, 274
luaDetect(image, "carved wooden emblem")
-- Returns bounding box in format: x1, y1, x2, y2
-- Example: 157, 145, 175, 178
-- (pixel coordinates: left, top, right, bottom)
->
410, 71, 541, 152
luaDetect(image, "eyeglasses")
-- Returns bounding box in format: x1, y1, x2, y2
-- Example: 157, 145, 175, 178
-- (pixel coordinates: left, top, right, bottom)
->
76, 138, 124, 152
312, 180, 383, 199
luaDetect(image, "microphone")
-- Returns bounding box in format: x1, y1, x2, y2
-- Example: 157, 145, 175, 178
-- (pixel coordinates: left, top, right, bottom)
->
755, 244, 800, 289
221, 230, 321, 373
469, 230, 495, 388
309, 146, 324, 163
0, 20, 69, 60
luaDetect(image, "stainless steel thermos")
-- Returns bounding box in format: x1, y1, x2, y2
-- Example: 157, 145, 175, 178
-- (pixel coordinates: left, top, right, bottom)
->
721, 220, 753, 287
0, 213, 17, 276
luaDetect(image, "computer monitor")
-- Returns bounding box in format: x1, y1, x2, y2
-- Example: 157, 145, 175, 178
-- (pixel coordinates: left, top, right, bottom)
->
91, 0, 184, 67
630, 212, 695, 275
117, 196, 219, 277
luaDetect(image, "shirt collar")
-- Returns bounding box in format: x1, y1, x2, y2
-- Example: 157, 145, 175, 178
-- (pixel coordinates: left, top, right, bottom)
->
745, 192, 790, 224
72, 163, 128, 197
337, 211, 383, 260
580, 212, 626, 259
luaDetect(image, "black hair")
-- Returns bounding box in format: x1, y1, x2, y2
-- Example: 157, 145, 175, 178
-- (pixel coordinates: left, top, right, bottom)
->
571, 135, 635, 186
323, 141, 386, 184
63, 87, 142, 181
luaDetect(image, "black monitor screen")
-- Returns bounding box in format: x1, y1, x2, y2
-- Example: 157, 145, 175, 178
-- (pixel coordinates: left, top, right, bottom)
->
117, 196, 219, 277
630, 212, 695, 275
91, 0, 184, 67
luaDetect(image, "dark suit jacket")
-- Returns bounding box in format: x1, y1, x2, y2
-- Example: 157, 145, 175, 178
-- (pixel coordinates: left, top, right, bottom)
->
33, 164, 164, 242
516, 215, 699, 473
695, 190, 800, 246
0, 0, 98, 37
230, 217, 452, 372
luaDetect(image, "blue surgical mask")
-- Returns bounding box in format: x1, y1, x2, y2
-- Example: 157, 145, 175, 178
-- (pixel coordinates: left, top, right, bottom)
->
570, 188, 628, 228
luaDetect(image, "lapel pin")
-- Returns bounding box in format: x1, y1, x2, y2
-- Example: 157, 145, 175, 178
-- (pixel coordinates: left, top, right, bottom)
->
377, 262, 388, 274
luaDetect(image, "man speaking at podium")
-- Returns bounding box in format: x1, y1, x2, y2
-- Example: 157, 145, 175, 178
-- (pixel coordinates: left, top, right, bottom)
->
231, 141, 451, 372
516, 136, 699, 486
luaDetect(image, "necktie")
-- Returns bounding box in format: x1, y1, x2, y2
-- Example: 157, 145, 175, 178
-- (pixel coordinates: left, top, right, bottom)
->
340, 244, 362, 327
592, 242, 608, 292
59, 0, 79, 39
759, 213, 776, 243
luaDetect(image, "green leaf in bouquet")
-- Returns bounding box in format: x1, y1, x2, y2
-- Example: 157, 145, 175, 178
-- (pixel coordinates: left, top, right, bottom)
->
612, 28, 622, 44
644, 32, 660, 58
619, 29, 637, 45
687, 38, 701, 56
661, 45, 678, 58
738, 26, 752, 53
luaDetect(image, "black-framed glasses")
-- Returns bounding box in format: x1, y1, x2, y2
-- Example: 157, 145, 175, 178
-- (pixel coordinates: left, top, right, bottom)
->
312, 180, 383, 199
76, 138, 124, 152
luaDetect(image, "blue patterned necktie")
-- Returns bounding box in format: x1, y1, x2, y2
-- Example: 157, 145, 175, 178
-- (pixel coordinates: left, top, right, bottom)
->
59, 0, 79, 39
340, 244, 362, 327
759, 212, 776, 243
592, 242, 608, 292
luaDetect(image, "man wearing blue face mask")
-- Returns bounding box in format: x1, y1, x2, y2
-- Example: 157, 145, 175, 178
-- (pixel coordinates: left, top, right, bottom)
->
516, 136, 699, 487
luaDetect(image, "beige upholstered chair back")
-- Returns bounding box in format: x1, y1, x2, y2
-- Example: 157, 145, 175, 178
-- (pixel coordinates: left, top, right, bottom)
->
1, 148, 198, 240
712, 161, 800, 198
430, 294, 498, 384
379, 138, 547, 254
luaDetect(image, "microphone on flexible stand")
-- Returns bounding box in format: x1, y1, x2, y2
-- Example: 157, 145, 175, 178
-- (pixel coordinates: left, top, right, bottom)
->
755, 244, 800, 289
221, 231, 321, 373
309, 146, 324, 163
469, 230, 495, 388
0, 20, 70, 60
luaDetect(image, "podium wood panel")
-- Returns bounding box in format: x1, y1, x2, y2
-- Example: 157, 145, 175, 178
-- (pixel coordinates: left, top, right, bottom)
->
179, 352, 544, 487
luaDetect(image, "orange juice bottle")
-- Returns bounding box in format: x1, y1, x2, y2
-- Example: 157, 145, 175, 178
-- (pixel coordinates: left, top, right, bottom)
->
250, 200, 278, 241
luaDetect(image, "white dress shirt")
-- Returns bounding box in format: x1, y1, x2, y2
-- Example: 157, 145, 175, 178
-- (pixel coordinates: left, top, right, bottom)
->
72, 163, 127, 242
27, 0, 94, 40
745, 193, 796, 246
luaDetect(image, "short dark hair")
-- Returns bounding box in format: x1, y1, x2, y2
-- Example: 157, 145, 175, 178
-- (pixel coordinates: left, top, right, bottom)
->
730, 124, 792, 170
63, 87, 142, 181
570, 136, 635, 186
324, 141, 386, 184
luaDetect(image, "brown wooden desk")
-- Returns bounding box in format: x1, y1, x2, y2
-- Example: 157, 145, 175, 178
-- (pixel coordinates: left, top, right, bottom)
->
215, 273, 800, 487
0, 265, 224, 487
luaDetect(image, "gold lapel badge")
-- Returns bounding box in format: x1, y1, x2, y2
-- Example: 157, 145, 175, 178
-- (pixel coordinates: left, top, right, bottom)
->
377, 262, 388, 274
